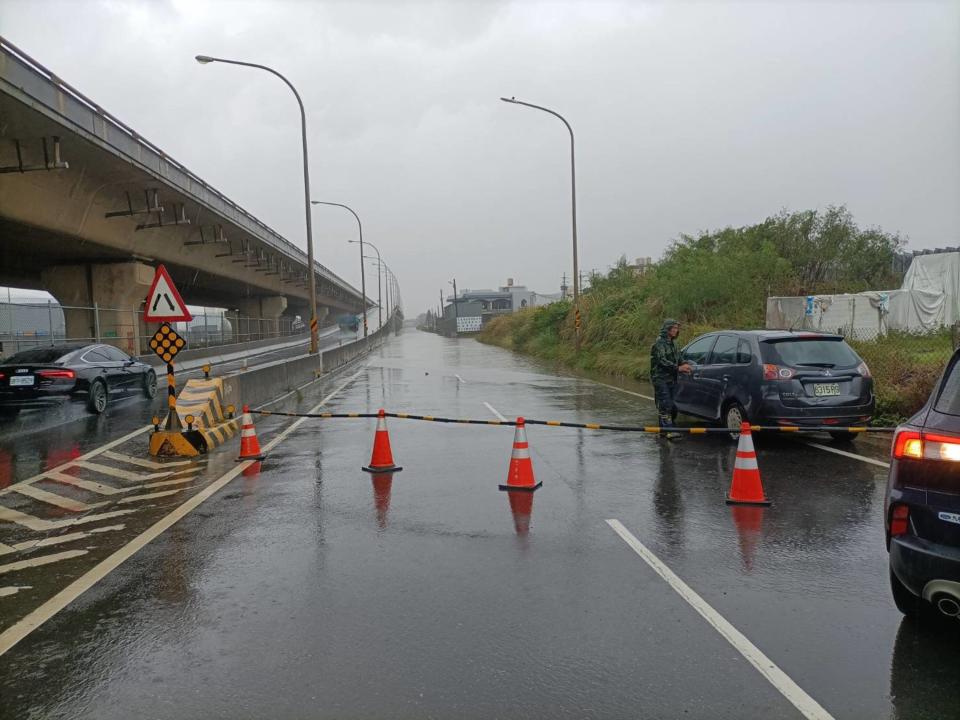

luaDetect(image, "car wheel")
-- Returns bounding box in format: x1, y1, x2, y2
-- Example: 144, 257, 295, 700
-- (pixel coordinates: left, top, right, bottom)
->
87, 379, 108, 414
724, 402, 747, 438
829, 430, 858, 443
143, 370, 158, 399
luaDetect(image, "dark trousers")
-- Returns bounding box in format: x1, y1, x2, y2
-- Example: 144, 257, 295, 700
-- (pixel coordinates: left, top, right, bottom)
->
653, 380, 678, 428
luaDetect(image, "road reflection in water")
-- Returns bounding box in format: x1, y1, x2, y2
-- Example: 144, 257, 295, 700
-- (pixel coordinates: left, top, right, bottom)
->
504, 489, 534, 537
371, 472, 394, 529
730, 505, 765, 572
889, 618, 960, 719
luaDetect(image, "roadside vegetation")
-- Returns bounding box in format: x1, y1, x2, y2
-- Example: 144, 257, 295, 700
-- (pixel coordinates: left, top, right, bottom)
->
479, 206, 952, 422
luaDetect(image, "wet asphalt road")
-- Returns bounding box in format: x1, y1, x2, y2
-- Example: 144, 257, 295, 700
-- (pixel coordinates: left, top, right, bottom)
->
0, 329, 958, 719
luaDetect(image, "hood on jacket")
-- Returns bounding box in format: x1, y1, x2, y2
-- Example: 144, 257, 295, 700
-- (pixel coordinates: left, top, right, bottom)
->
659, 319, 680, 338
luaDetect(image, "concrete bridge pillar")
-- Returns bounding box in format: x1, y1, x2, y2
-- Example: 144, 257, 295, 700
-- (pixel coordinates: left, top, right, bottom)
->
233, 296, 288, 341
41, 262, 153, 355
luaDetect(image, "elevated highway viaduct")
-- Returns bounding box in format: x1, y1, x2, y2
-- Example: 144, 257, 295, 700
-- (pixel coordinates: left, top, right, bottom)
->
0, 38, 368, 352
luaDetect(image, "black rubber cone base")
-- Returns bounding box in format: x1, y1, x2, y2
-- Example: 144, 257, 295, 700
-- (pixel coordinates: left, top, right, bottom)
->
498, 482, 542, 492
363, 465, 403, 474
725, 495, 771, 506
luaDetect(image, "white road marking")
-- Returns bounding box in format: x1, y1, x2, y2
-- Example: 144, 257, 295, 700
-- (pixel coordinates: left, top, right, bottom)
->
455, 374, 467, 383
101, 451, 193, 470
141, 476, 199, 489
0, 424, 152, 498
0, 507, 135, 532
805, 442, 890, 468
0, 365, 367, 657
0, 526, 125, 557
606, 519, 834, 720
592, 380, 655, 402
43, 471, 132, 496
0, 550, 89, 576
0, 586, 31, 598
10, 485, 106, 512
72, 461, 170, 482
117, 489, 184, 504
484, 402, 508, 422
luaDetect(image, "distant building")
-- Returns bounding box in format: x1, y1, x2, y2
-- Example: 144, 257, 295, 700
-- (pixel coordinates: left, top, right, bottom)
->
437, 279, 561, 335
627, 257, 655, 276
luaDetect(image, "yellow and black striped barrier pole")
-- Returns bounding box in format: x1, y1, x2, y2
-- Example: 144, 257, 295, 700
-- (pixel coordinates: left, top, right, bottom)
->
165, 362, 182, 431
246, 409, 896, 435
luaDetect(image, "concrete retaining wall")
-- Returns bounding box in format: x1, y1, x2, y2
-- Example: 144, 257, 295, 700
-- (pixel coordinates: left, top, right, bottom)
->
217, 325, 392, 410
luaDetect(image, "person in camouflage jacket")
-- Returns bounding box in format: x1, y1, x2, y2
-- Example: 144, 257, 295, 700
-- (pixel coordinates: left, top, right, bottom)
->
650, 318, 692, 431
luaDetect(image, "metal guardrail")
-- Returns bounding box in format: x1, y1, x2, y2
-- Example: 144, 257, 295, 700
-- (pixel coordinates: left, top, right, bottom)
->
0, 300, 306, 358
0, 35, 363, 304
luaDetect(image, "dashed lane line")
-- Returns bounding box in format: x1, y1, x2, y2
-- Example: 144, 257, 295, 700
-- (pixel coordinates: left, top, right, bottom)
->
483, 402, 508, 422
805, 442, 890, 468
606, 519, 834, 720
0, 550, 89, 576
11, 485, 107, 512
0, 365, 366, 658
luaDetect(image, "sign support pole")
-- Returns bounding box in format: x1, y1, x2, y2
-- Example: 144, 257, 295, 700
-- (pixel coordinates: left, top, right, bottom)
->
165, 361, 181, 431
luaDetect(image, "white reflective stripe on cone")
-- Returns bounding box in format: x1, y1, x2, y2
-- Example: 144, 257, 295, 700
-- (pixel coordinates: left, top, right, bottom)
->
376, 418, 387, 431
511, 447, 531, 460
241, 428, 256, 438
734, 457, 759, 471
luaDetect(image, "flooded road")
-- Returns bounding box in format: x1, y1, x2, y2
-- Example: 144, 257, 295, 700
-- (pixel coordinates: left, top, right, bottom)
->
0, 329, 956, 719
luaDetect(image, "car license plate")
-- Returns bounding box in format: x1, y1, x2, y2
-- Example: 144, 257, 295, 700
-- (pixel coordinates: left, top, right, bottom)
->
813, 383, 840, 397
9, 376, 34, 387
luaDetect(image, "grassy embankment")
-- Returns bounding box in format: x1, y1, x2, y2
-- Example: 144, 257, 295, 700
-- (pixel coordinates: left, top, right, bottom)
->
479, 207, 952, 422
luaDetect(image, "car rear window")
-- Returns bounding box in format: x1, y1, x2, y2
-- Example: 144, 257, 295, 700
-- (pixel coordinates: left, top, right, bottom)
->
3, 346, 80, 364
760, 338, 859, 368
934, 356, 960, 416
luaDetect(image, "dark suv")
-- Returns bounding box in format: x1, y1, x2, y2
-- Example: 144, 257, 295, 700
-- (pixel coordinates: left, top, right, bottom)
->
674, 330, 874, 439
886, 347, 960, 621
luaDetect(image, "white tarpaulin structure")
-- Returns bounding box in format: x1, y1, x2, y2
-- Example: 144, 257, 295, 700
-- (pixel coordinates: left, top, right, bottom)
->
766, 252, 960, 336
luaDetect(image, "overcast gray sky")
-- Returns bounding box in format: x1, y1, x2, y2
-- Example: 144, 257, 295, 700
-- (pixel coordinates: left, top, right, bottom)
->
2, 0, 958, 314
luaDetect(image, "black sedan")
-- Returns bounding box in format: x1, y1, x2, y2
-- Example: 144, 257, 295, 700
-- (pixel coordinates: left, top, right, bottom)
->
0, 343, 158, 417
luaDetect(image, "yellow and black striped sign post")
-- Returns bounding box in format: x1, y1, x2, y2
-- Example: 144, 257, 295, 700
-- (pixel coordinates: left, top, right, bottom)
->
148, 323, 187, 432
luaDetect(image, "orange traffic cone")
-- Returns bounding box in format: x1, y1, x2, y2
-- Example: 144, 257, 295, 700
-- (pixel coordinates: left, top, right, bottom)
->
499, 417, 542, 491
237, 405, 266, 461
726, 422, 770, 505
363, 409, 403, 473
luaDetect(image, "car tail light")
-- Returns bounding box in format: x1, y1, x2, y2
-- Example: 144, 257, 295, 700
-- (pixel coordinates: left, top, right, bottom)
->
889, 504, 910, 537
37, 369, 76, 380
892, 430, 960, 461
763, 364, 795, 381
0, 372, 5, 380
857, 362, 871, 378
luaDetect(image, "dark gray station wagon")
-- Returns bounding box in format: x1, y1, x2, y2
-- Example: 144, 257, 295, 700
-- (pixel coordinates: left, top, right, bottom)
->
674, 330, 875, 440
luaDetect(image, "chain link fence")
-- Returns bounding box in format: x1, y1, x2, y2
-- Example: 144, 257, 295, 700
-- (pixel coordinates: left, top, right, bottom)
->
0, 300, 305, 360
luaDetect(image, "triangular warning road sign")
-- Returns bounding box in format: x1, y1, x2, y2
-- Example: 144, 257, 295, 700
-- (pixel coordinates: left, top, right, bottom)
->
144, 265, 192, 322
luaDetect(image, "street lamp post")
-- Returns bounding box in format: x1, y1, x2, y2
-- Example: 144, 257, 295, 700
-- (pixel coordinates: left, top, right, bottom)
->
448, 279, 459, 335
500, 96, 580, 349
359, 239, 383, 331
361, 253, 383, 331
195, 54, 320, 354
311, 201, 367, 338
